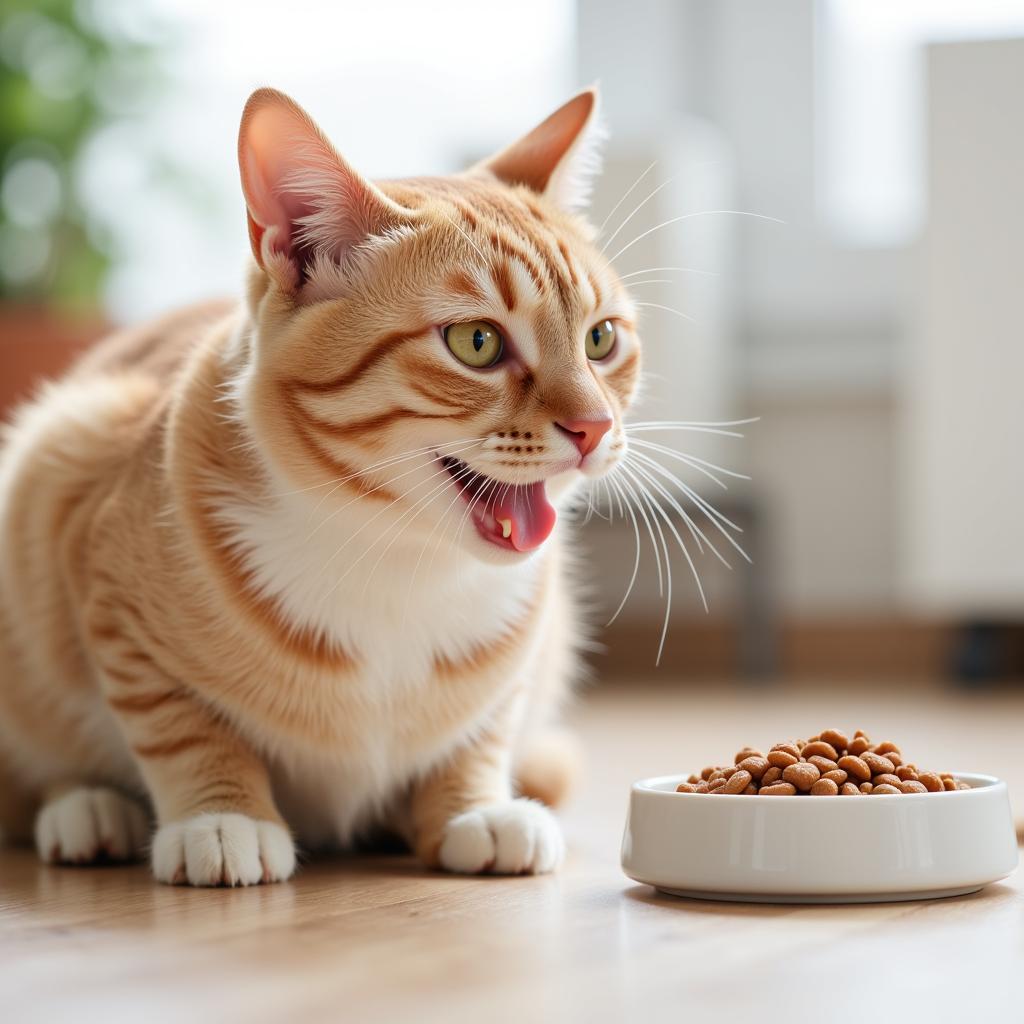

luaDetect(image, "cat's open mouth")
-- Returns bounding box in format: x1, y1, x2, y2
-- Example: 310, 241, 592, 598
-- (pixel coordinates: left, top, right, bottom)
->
439, 455, 557, 553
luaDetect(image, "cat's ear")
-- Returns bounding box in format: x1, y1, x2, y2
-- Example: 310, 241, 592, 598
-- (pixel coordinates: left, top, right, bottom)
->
238, 88, 410, 292
473, 87, 604, 212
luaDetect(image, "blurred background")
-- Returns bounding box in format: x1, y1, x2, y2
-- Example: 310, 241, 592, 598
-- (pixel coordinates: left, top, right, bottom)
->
1, 0, 1022, 687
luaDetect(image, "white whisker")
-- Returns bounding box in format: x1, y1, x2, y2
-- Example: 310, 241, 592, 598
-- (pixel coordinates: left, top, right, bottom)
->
631, 451, 751, 564
307, 439, 483, 540
616, 472, 664, 599
609, 209, 785, 264
633, 301, 696, 324
605, 475, 641, 626
628, 438, 751, 489
266, 435, 485, 500
597, 160, 657, 237
620, 462, 709, 645
627, 455, 733, 568
618, 266, 717, 280
601, 177, 675, 254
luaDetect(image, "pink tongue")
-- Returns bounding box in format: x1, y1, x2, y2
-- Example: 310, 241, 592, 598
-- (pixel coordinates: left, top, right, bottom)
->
492, 482, 557, 552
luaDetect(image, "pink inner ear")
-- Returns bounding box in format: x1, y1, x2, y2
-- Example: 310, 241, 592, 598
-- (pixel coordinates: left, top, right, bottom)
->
240, 102, 315, 262
239, 89, 410, 286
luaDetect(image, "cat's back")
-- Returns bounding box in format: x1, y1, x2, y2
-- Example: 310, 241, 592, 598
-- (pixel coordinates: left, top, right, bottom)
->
70, 297, 238, 383
0, 298, 239, 614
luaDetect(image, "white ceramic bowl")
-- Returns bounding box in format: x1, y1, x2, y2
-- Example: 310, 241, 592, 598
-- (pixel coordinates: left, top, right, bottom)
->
621, 772, 1019, 903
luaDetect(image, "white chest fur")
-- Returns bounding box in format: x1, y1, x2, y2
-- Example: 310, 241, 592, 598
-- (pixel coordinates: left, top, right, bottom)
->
213, 481, 547, 847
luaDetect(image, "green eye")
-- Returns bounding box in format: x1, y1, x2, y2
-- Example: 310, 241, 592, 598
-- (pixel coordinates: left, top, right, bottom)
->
586, 319, 616, 361
444, 320, 504, 368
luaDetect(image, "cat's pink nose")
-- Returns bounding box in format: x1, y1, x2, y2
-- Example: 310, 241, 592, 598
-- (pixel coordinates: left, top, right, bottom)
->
555, 415, 613, 457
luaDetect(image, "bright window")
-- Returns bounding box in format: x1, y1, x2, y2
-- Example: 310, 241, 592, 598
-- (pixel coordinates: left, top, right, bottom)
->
818, 0, 1024, 247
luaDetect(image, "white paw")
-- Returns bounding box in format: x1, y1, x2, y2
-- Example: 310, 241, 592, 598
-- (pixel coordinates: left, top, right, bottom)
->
151, 813, 296, 887
35, 787, 149, 865
438, 799, 565, 875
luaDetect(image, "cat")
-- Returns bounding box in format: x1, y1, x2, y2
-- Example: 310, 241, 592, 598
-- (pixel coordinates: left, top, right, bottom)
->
0, 85, 640, 885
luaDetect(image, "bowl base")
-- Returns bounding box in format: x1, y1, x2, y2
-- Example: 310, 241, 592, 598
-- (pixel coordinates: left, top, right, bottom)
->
654, 884, 985, 905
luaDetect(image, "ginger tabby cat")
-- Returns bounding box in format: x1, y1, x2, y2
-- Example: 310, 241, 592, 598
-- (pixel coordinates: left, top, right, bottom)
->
0, 86, 640, 885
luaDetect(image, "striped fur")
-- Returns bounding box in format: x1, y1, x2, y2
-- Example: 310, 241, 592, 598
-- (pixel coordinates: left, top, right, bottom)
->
0, 87, 641, 884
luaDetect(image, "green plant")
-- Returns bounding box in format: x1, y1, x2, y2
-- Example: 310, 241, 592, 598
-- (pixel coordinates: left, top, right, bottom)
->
0, 0, 163, 307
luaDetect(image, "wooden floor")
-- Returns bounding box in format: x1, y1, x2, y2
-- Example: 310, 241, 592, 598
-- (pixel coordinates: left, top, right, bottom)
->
1, 681, 1022, 1023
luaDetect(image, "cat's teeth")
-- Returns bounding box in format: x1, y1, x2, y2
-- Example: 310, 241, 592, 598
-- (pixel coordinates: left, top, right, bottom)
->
498, 518, 512, 539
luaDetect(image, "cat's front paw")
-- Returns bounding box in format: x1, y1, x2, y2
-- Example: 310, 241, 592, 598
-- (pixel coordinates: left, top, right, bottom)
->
152, 813, 296, 887
35, 787, 149, 864
438, 799, 564, 875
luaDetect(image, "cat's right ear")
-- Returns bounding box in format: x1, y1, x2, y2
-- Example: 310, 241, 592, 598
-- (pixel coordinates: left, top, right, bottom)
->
238, 88, 409, 293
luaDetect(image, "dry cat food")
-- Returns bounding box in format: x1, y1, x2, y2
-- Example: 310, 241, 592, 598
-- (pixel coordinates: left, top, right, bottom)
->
676, 729, 971, 796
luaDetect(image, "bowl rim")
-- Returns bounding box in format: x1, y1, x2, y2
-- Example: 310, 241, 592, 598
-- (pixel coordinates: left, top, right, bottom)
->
633, 770, 1004, 801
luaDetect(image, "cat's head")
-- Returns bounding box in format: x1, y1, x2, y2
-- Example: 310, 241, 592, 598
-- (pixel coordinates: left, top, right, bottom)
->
235, 87, 640, 564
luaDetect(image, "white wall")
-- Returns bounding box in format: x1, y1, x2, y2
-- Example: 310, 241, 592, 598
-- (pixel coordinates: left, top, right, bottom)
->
903, 37, 1024, 616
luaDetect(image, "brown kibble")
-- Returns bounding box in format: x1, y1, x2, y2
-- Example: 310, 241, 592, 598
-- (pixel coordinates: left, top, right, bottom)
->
782, 762, 821, 791
862, 752, 896, 776
771, 742, 801, 759
680, 733, 967, 800
810, 778, 840, 796
767, 749, 799, 769
873, 773, 901, 788
759, 782, 798, 796
801, 740, 839, 760
723, 770, 753, 794
898, 780, 928, 794
820, 728, 850, 751
838, 755, 871, 782
737, 755, 770, 780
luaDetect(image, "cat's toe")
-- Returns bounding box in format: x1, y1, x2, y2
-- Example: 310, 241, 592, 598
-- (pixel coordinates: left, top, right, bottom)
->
35, 787, 149, 865
151, 813, 296, 887
438, 798, 564, 875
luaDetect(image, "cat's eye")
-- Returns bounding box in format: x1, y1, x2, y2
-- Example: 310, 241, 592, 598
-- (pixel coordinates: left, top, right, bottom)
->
444, 321, 504, 368
586, 319, 616, 361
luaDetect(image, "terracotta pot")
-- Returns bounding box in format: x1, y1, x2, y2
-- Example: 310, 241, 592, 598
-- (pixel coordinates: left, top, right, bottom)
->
0, 304, 107, 421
